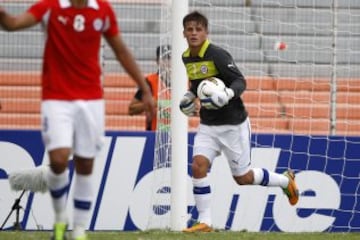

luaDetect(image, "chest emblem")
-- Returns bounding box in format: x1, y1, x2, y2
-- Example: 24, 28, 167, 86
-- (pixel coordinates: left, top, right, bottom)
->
93, 18, 103, 31
200, 65, 208, 74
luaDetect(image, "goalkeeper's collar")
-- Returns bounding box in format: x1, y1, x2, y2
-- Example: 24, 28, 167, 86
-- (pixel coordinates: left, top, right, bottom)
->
183, 39, 210, 58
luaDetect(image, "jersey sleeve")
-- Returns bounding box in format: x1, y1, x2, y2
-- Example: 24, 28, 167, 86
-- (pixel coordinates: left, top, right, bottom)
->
214, 49, 246, 97
103, 1, 119, 37
27, 0, 50, 22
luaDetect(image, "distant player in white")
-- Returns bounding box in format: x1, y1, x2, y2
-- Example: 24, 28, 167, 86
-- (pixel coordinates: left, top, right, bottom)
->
179, 11, 299, 233
0, 0, 155, 239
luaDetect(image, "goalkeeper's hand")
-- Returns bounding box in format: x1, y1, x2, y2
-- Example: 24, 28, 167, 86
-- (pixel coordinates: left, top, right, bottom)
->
201, 87, 234, 109
179, 91, 196, 116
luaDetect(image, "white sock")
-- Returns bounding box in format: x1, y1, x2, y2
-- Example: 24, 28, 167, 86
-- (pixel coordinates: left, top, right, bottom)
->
193, 176, 212, 225
46, 169, 69, 223
72, 174, 93, 238
72, 225, 86, 239
252, 168, 289, 188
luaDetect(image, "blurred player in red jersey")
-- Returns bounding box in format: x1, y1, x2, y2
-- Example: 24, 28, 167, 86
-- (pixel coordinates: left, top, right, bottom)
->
0, 1, 155, 239
128, 45, 171, 131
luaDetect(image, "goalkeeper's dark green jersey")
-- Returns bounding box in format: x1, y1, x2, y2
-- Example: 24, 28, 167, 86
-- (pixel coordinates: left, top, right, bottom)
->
182, 39, 248, 125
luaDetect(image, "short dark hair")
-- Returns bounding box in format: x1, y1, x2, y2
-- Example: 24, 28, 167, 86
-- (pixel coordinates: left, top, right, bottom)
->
156, 45, 171, 61
182, 10, 208, 30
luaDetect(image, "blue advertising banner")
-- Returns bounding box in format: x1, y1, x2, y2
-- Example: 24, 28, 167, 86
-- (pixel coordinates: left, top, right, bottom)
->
0, 130, 359, 232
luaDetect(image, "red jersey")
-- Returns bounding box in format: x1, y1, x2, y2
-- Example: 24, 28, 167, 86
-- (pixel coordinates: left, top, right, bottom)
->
28, 0, 119, 100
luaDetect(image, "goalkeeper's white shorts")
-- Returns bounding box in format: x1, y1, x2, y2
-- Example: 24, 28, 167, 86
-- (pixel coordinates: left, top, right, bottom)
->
41, 100, 105, 158
193, 117, 251, 176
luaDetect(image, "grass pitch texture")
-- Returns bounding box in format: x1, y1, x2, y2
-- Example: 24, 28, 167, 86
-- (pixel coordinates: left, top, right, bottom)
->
0, 231, 359, 240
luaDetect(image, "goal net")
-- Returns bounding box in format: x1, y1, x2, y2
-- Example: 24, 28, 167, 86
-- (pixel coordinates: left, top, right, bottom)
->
146, 0, 173, 230
149, 0, 360, 232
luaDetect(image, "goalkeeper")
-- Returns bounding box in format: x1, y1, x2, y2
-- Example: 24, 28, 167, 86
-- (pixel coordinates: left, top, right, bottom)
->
179, 11, 299, 233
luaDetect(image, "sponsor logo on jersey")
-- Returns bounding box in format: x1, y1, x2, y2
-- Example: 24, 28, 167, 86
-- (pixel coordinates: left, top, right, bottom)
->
227, 63, 235, 68
57, 15, 68, 25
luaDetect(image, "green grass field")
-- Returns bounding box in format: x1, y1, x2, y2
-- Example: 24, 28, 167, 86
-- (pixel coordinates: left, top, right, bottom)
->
0, 231, 358, 240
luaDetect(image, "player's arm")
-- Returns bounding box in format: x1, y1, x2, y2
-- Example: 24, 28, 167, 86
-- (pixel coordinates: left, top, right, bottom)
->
128, 98, 146, 115
105, 35, 156, 119
196, 49, 245, 109
0, 7, 37, 31
215, 49, 246, 97
129, 95, 157, 115
129, 80, 155, 115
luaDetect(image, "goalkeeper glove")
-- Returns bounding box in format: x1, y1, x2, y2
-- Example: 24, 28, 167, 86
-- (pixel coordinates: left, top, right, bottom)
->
179, 91, 196, 116
201, 87, 234, 109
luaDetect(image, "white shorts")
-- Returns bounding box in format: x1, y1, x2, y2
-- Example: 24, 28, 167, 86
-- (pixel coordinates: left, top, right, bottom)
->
193, 118, 252, 176
41, 100, 105, 158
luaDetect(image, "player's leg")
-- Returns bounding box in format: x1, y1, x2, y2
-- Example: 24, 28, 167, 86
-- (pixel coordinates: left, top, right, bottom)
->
183, 124, 219, 233
47, 148, 71, 240
42, 100, 74, 240
224, 118, 299, 205
281, 169, 299, 205
71, 100, 105, 240
235, 168, 299, 205
183, 156, 214, 233
72, 156, 94, 240
187, 155, 212, 231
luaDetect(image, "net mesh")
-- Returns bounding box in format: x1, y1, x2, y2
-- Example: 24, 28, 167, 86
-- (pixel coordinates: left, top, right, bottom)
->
149, 0, 360, 231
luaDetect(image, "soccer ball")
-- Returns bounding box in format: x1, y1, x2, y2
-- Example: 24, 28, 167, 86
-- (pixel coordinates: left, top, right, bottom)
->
197, 77, 225, 99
